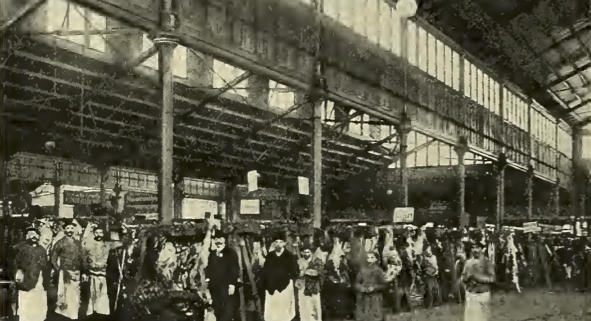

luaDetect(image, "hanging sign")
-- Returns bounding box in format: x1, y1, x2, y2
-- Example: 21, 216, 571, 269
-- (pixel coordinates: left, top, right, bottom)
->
124, 192, 158, 214
247, 171, 259, 192
298, 176, 309, 195
393, 207, 414, 223
240, 199, 260, 215
523, 222, 540, 233
63, 191, 101, 205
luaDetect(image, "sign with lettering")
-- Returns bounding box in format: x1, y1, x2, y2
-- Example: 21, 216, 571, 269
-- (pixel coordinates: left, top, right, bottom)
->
428, 201, 448, 215
393, 207, 414, 223
523, 222, 540, 233
124, 192, 158, 214
240, 199, 260, 215
63, 191, 101, 205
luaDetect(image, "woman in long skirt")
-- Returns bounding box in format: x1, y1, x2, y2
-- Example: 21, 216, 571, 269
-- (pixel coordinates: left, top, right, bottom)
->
354, 251, 386, 321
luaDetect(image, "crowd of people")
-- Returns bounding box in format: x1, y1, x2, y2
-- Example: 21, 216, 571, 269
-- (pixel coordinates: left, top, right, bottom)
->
2, 216, 591, 321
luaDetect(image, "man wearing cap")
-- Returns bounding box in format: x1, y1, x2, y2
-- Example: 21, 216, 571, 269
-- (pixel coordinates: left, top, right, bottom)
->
461, 240, 495, 321
260, 231, 298, 321
82, 223, 113, 320
13, 226, 50, 321
204, 230, 240, 321
295, 241, 324, 321
51, 219, 84, 320
106, 226, 140, 321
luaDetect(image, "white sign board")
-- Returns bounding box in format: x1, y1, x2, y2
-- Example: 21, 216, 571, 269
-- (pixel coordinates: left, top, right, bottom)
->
523, 222, 540, 233
182, 198, 219, 219
240, 199, 260, 215
298, 176, 309, 195
393, 207, 414, 223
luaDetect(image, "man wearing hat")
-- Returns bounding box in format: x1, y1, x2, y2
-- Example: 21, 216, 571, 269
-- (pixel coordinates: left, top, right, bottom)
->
260, 231, 298, 321
82, 222, 113, 320
106, 225, 140, 321
461, 239, 495, 321
51, 219, 84, 320
13, 226, 50, 321
204, 230, 240, 321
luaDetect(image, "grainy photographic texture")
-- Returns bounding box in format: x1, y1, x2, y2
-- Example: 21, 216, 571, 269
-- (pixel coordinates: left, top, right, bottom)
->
1, 0, 591, 321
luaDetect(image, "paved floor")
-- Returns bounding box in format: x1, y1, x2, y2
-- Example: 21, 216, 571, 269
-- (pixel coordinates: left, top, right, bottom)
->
386, 290, 591, 321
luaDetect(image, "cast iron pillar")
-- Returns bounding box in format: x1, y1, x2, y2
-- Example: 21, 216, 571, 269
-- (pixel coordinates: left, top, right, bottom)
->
454, 136, 469, 225
495, 153, 507, 231
571, 127, 584, 224
155, 0, 178, 225
397, 113, 412, 207
526, 165, 534, 220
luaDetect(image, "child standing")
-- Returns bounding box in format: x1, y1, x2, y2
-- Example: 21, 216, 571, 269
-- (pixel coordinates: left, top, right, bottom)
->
354, 251, 386, 321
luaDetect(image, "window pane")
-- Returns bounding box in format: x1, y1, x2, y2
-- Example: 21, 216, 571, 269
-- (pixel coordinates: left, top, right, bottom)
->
483, 74, 490, 110
366, 0, 379, 44
324, 0, 339, 19
390, 9, 401, 56
463, 60, 471, 96
427, 34, 437, 77
471, 64, 477, 101
88, 11, 106, 52
353, 0, 366, 35
143, 34, 159, 69
418, 27, 428, 72
213, 60, 248, 96
269, 81, 295, 110
452, 51, 461, 91
477, 69, 484, 106
173, 45, 188, 78
436, 40, 445, 82
341, 0, 354, 28
377, 0, 391, 50
349, 110, 362, 135
445, 45, 453, 86
362, 114, 370, 136
407, 20, 417, 66
416, 133, 427, 167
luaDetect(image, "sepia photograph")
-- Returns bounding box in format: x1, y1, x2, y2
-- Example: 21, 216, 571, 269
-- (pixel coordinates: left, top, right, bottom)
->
1, 0, 590, 320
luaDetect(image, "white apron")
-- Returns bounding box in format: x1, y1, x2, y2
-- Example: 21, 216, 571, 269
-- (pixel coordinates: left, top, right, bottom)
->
18, 274, 48, 321
464, 291, 491, 321
86, 271, 110, 316
297, 288, 321, 321
264, 281, 296, 321
56, 270, 81, 320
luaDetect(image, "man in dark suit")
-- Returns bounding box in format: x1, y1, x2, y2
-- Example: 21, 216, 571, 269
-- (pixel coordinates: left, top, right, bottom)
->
204, 231, 240, 321
14, 226, 50, 321
106, 227, 141, 321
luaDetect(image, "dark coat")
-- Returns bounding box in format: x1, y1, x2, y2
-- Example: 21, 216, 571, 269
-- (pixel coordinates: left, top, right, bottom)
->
13, 242, 50, 291
259, 249, 298, 295
106, 245, 141, 313
205, 247, 240, 294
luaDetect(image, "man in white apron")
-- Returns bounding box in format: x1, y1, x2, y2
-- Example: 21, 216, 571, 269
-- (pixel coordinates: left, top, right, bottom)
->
82, 223, 113, 320
51, 219, 84, 320
14, 226, 49, 321
461, 239, 495, 321
260, 231, 298, 321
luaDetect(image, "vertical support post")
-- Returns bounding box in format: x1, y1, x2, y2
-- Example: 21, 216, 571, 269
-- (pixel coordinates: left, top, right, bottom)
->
99, 167, 109, 208
571, 128, 583, 226
155, 0, 178, 225
496, 153, 507, 231
311, 0, 324, 229
397, 125, 411, 207
53, 161, 62, 217
454, 137, 468, 225
554, 179, 560, 217
526, 165, 534, 220
173, 177, 184, 220
312, 101, 322, 228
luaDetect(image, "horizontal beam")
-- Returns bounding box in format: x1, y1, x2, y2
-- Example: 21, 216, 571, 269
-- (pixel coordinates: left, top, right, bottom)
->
545, 61, 591, 89
16, 28, 141, 36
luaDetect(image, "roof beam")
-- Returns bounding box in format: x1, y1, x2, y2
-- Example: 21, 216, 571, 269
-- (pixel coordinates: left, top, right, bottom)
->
545, 61, 591, 89
540, 24, 591, 55
1, 0, 47, 33
564, 98, 591, 113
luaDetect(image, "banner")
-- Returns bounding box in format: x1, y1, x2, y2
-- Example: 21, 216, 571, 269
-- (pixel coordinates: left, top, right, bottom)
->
393, 207, 414, 223
523, 222, 540, 233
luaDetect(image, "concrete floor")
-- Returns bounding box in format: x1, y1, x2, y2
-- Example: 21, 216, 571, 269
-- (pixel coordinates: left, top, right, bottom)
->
386, 290, 591, 321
